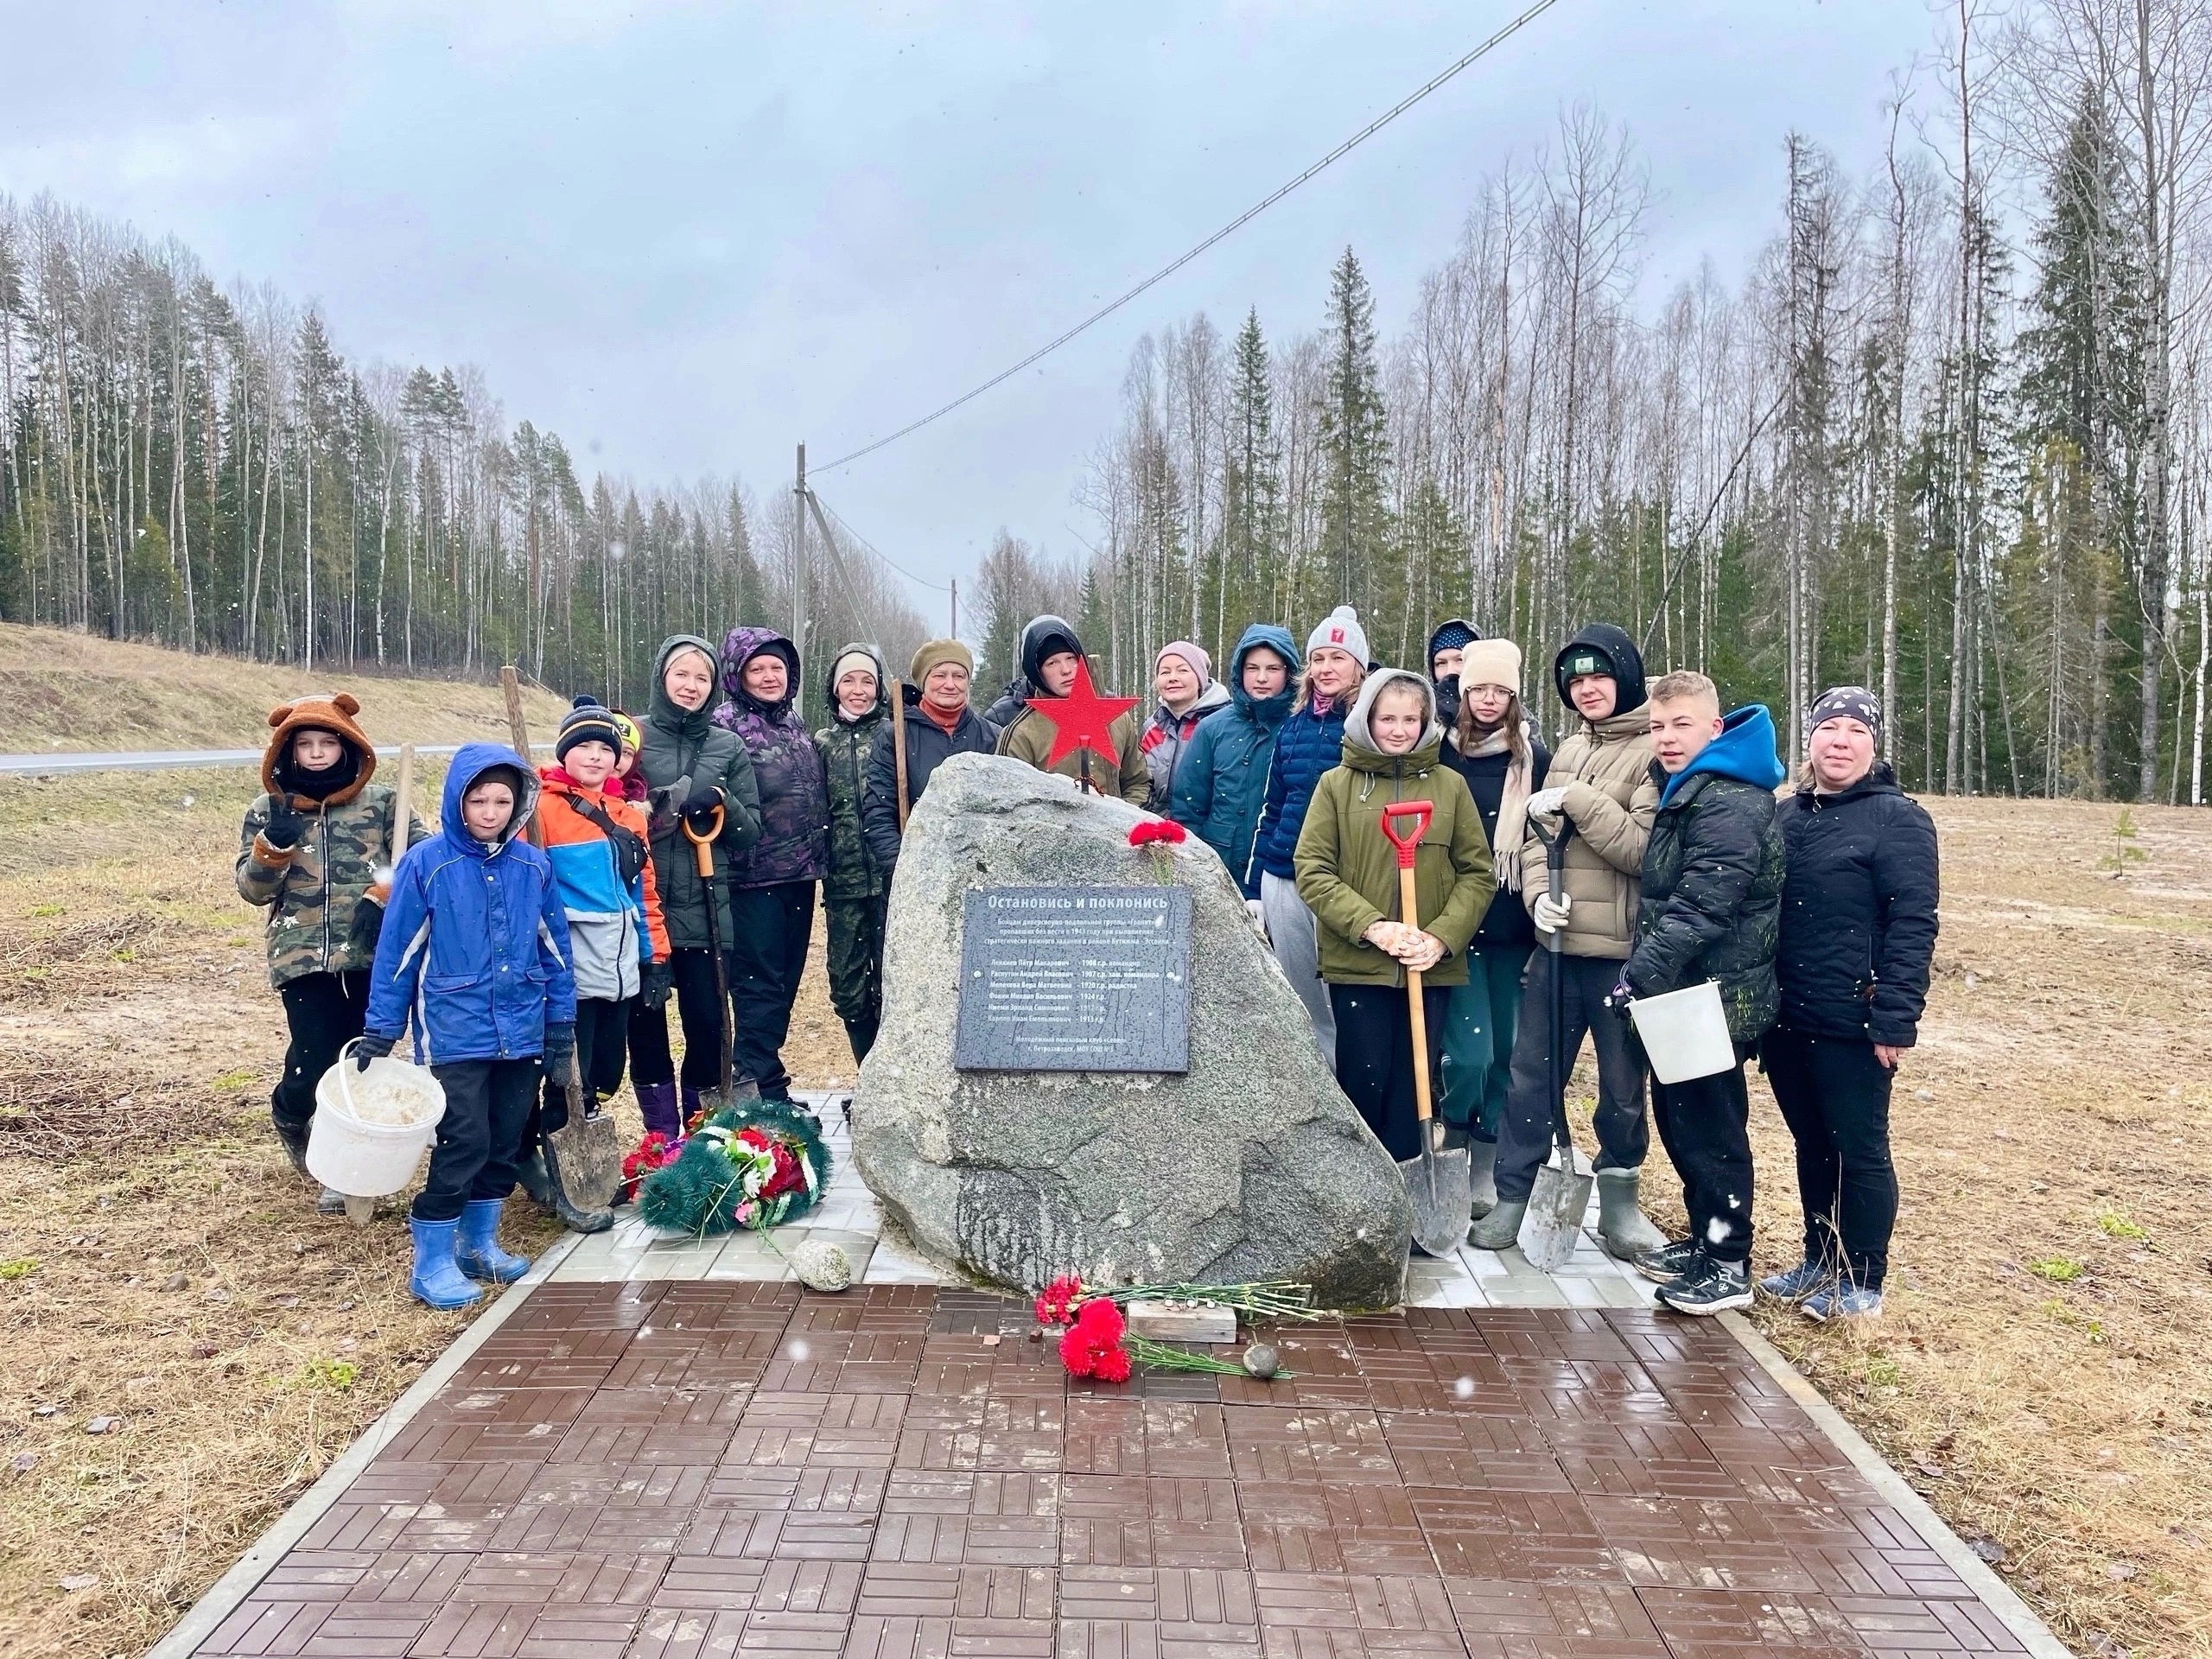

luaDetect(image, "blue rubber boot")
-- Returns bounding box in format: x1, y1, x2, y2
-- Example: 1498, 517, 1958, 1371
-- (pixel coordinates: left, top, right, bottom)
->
454, 1198, 531, 1284
409, 1217, 483, 1309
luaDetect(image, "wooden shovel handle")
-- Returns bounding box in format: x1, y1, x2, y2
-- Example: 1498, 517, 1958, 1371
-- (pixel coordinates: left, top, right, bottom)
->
1398, 861, 1435, 1128
683, 807, 725, 876
891, 679, 912, 832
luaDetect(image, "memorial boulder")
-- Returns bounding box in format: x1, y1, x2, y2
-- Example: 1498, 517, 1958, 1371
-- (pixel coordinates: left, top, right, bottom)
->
852, 753, 1412, 1309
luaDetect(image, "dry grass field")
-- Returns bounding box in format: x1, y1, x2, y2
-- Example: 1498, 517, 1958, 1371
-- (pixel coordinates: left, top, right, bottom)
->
0, 628, 2204, 1657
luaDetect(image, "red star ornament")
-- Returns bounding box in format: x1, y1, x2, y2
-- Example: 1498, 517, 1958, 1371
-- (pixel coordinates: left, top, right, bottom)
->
1026, 657, 1139, 774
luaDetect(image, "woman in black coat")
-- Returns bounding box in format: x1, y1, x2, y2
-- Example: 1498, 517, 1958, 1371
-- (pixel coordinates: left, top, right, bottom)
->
1761, 686, 1938, 1322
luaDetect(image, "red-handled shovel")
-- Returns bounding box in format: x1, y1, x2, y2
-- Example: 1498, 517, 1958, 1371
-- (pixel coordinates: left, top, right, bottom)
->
1381, 800, 1471, 1258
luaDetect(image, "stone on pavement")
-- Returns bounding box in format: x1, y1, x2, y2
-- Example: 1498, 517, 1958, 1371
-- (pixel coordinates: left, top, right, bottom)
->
852, 753, 1411, 1308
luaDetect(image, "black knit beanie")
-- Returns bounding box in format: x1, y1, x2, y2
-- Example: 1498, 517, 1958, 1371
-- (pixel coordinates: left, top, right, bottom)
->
556, 694, 623, 763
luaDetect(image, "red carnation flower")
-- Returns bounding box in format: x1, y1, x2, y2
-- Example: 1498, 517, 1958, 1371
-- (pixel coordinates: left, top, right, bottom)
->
1090, 1345, 1133, 1384
1126, 818, 1188, 848
1035, 1275, 1084, 1327
1073, 1295, 1126, 1343
1058, 1324, 1099, 1378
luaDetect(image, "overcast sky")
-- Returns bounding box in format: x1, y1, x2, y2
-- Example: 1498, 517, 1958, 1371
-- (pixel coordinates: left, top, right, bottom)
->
5, 0, 1942, 624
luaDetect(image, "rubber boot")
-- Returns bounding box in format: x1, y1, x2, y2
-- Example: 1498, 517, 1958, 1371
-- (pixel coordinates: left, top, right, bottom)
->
635, 1081, 682, 1142
271, 1109, 312, 1178
539, 1138, 614, 1235
681, 1085, 706, 1132
1593, 1169, 1670, 1262
409, 1217, 483, 1310
1466, 1197, 1527, 1251
514, 1144, 557, 1208
454, 1198, 531, 1283
1466, 1138, 1499, 1220
316, 1185, 348, 1217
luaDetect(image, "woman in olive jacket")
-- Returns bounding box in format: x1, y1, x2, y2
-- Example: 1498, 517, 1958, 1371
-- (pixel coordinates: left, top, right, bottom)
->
1294, 669, 1492, 1163
627, 633, 763, 1138
1760, 686, 1938, 1321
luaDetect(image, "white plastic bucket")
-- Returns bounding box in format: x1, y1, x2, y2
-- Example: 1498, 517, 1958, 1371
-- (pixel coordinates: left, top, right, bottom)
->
306, 1042, 448, 1198
1627, 980, 1737, 1084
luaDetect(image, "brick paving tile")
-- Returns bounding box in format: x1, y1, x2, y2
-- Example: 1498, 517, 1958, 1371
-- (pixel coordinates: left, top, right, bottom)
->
182, 1288, 2043, 1659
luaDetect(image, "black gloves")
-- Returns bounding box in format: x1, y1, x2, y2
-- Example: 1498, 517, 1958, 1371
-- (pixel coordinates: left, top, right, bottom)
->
262, 798, 305, 850
353, 1031, 397, 1071
679, 785, 724, 830
641, 959, 675, 1010
542, 1022, 577, 1078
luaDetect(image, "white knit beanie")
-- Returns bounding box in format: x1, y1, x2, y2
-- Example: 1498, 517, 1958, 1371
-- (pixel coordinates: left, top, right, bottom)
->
1306, 605, 1370, 665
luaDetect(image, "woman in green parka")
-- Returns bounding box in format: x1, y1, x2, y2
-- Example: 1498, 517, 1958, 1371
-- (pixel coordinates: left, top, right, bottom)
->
812, 642, 891, 1061
1294, 669, 1493, 1162
628, 634, 764, 1138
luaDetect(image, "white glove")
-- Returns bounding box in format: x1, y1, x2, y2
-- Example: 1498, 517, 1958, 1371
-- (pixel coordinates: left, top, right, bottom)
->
1246, 898, 1268, 940
1532, 892, 1573, 934
1528, 785, 1569, 820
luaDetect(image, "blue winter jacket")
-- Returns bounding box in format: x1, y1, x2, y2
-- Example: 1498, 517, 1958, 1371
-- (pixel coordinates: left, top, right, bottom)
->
365, 743, 578, 1065
1248, 688, 1350, 886
1170, 624, 1300, 898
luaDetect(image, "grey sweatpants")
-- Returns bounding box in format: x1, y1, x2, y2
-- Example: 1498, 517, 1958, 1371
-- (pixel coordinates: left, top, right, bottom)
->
1261, 870, 1337, 1070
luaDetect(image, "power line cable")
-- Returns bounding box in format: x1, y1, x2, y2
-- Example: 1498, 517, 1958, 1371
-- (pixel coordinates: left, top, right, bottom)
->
814, 493, 955, 593
817, 0, 1567, 475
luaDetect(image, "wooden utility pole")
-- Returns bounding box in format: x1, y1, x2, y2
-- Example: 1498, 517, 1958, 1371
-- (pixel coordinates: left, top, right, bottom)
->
950, 578, 958, 638
792, 443, 807, 719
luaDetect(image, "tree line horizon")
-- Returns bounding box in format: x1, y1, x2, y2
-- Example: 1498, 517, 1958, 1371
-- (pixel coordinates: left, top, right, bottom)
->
3, 1, 2209, 801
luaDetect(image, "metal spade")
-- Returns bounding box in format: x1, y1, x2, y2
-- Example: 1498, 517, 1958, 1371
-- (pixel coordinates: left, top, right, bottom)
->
1380, 800, 1471, 1258
1518, 814, 1595, 1271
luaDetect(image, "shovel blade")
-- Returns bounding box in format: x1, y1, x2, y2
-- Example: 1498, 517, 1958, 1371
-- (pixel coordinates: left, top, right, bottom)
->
546, 1109, 626, 1211
1519, 1145, 1596, 1272
1396, 1144, 1472, 1258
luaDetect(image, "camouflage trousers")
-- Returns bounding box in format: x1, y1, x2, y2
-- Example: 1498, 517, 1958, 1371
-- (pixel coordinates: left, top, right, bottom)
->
824, 891, 889, 1062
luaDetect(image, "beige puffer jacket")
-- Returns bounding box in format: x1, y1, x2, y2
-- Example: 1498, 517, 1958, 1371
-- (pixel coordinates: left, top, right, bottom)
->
1520, 705, 1657, 960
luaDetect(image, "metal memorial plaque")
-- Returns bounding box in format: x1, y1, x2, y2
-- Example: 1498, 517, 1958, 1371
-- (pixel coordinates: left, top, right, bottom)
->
953, 886, 1191, 1072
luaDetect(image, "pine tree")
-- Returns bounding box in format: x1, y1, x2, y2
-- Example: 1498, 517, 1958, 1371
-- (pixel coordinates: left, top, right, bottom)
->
1319, 248, 1392, 614
1222, 308, 1281, 620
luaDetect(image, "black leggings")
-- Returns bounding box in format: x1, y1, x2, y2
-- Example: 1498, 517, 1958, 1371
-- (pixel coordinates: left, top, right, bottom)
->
626, 948, 731, 1092
1328, 982, 1451, 1164
1761, 1026, 1897, 1290
537, 996, 632, 1137
272, 970, 371, 1132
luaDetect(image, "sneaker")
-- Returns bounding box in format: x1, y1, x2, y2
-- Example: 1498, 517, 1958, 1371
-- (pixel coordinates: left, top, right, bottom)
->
1656, 1257, 1753, 1315
1802, 1284, 1883, 1322
1758, 1258, 1834, 1303
1632, 1238, 1703, 1284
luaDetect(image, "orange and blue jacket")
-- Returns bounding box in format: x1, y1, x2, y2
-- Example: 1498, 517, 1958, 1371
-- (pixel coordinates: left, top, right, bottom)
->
537, 769, 671, 1003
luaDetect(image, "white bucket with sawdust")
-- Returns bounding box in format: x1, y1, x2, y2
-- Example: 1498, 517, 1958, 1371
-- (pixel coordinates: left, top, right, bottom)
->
307, 1041, 447, 1198
1627, 980, 1737, 1084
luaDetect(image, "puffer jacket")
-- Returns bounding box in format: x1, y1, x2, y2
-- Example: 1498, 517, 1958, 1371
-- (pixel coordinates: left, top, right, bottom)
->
1293, 671, 1494, 988
1627, 706, 1789, 1043
992, 613, 1150, 804
1169, 624, 1300, 898
235, 697, 427, 988
712, 626, 830, 888
365, 744, 577, 1064
1249, 687, 1351, 886
1522, 703, 1657, 962
537, 770, 670, 1002
1775, 763, 1940, 1047
812, 641, 890, 903
861, 691, 1000, 874
1141, 679, 1231, 804
638, 634, 763, 950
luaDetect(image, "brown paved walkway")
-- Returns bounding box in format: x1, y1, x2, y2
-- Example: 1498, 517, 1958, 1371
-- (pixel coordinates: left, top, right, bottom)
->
189, 1283, 2023, 1659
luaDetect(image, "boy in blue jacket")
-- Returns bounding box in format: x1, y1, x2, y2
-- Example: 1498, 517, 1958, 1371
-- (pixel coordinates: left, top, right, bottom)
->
358, 744, 577, 1308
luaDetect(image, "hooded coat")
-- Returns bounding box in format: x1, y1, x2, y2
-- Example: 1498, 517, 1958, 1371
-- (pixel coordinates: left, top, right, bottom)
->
1627, 705, 1789, 1043
637, 634, 764, 950
711, 626, 830, 888
1169, 624, 1300, 897
537, 767, 671, 1002
1427, 616, 1478, 729
236, 694, 429, 988
365, 743, 577, 1064
1248, 672, 1355, 887
1521, 623, 1659, 961
992, 613, 1150, 803
1140, 678, 1231, 804
812, 641, 891, 903
1775, 762, 1940, 1047
1292, 671, 1494, 988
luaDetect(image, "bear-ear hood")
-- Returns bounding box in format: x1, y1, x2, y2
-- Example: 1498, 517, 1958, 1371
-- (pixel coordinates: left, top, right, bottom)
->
262, 692, 377, 805
440, 741, 539, 852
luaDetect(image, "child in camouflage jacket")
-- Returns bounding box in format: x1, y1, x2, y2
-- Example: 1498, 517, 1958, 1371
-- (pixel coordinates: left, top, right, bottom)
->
235, 693, 426, 1207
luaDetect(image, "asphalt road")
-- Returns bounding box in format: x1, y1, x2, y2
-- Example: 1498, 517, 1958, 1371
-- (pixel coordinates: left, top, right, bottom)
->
0, 743, 509, 776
